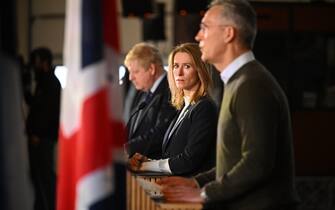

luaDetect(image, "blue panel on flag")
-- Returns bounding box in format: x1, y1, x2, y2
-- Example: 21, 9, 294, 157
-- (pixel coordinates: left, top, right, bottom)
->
82, 0, 103, 68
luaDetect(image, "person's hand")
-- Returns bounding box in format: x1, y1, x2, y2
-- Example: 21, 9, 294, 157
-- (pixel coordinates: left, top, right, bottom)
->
161, 186, 204, 203
157, 176, 198, 188
127, 153, 148, 171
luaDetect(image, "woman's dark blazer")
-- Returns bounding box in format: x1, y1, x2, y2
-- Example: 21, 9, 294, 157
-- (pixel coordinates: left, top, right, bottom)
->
161, 96, 218, 176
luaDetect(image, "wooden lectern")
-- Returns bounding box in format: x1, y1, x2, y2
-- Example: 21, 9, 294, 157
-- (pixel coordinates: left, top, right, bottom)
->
127, 170, 203, 210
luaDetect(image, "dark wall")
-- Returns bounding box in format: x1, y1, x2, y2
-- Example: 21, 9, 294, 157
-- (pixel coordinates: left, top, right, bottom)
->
0, 0, 17, 56
253, 2, 335, 111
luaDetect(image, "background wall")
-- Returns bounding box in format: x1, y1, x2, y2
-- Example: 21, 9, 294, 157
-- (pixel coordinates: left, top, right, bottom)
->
16, 0, 178, 65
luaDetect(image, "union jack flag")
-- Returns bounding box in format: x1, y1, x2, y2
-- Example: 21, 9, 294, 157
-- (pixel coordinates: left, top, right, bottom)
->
57, 0, 124, 209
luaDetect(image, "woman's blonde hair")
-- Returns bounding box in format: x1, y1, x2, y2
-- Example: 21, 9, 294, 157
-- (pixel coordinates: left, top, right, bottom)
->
168, 43, 213, 110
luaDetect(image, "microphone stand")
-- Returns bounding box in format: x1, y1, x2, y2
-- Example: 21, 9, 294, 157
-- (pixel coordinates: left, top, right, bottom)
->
124, 101, 148, 156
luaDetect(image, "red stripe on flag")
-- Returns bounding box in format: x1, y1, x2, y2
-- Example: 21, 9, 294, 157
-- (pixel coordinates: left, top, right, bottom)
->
57, 130, 77, 210
57, 88, 112, 210
103, 0, 119, 51
77, 88, 112, 177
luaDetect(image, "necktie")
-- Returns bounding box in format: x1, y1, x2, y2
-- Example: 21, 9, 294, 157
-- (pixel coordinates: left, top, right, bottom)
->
144, 91, 154, 103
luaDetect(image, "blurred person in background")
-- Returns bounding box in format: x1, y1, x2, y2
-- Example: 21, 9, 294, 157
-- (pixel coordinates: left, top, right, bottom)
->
26, 47, 60, 210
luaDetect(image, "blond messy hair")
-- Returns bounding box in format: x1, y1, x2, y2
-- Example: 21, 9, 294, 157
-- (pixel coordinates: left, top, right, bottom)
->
124, 42, 163, 70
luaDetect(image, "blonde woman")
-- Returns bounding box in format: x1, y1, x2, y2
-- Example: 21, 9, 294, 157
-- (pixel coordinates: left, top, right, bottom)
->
130, 43, 217, 176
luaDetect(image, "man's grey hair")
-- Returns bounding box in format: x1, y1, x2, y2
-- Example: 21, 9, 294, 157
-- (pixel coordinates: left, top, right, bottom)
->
209, 0, 257, 49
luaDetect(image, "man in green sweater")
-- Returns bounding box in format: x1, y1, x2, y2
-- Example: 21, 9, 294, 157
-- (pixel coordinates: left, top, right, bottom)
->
158, 0, 300, 209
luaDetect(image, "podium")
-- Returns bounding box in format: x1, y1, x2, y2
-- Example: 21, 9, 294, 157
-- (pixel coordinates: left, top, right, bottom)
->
126, 170, 203, 210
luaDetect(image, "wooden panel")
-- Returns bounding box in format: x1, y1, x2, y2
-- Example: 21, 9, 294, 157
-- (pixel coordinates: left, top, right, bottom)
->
255, 6, 290, 31
253, 3, 335, 33
158, 202, 203, 210
292, 111, 335, 176
294, 6, 335, 33
127, 171, 203, 210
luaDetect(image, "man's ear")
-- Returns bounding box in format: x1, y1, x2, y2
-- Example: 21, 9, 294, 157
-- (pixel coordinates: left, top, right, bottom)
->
224, 26, 236, 43
149, 63, 156, 75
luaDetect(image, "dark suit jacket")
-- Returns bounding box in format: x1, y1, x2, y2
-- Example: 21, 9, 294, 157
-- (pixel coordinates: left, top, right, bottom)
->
195, 60, 299, 210
162, 96, 218, 176
26, 70, 61, 140
127, 75, 177, 159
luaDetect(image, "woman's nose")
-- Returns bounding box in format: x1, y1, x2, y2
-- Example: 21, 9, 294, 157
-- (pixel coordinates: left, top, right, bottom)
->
176, 67, 183, 76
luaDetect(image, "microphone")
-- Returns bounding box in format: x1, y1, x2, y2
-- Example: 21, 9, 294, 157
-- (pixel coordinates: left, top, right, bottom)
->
128, 90, 153, 123
137, 101, 147, 110
128, 91, 153, 122
125, 101, 148, 157
126, 101, 148, 133
129, 101, 147, 120
125, 91, 156, 158
141, 96, 170, 158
